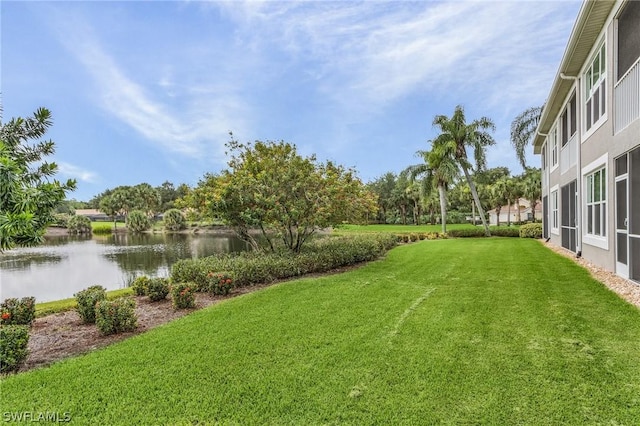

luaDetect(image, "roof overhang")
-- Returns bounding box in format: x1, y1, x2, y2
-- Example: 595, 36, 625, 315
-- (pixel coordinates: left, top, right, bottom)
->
533, 0, 616, 154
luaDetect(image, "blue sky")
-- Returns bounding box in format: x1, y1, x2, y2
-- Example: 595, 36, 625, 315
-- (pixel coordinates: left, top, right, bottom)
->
2, 0, 581, 201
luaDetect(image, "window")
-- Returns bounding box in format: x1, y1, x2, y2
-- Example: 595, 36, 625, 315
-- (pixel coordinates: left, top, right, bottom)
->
585, 42, 606, 131
550, 125, 558, 167
617, 0, 640, 81
586, 168, 606, 237
561, 93, 577, 146
551, 189, 559, 231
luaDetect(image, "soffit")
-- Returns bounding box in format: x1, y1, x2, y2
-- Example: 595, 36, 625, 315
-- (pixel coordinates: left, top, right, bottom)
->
533, 0, 616, 153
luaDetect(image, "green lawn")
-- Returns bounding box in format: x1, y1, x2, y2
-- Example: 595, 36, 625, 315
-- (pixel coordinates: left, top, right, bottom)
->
334, 223, 517, 234
2, 239, 639, 424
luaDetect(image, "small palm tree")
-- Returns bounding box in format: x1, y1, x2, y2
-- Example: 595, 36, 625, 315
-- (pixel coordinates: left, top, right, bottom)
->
431, 105, 496, 236
403, 143, 458, 233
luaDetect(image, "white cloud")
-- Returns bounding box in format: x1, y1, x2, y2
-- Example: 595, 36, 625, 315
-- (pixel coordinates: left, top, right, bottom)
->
49, 14, 249, 162
57, 161, 99, 183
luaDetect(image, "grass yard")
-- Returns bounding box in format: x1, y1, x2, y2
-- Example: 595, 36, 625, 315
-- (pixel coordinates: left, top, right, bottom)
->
2, 239, 639, 424
334, 223, 520, 234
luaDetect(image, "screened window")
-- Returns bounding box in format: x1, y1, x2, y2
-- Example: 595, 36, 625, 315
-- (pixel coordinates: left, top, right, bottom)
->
586, 168, 607, 237
585, 43, 606, 131
617, 0, 640, 80
561, 93, 577, 146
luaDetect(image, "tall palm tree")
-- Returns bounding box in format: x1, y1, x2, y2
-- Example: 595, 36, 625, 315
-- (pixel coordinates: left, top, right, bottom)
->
521, 167, 542, 221
510, 106, 543, 168
491, 177, 510, 227
431, 105, 496, 236
403, 142, 458, 233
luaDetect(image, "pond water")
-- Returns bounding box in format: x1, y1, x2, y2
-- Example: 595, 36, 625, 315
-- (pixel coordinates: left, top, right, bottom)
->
0, 233, 249, 303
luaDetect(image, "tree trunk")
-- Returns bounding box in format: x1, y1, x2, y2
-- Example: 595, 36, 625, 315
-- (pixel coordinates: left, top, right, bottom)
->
401, 205, 407, 225
496, 206, 501, 227
507, 200, 511, 226
438, 184, 447, 234
515, 199, 522, 223
472, 202, 476, 225
462, 165, 491, 236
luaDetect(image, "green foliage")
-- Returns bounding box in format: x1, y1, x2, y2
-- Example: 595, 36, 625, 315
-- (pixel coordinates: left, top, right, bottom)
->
95, 298, 137, 335
206, 272, 235, 296
146, 278, 170, 302
194, 137, 377, 253
131, 276, 151, 296
520, 223, 543, 238
67, 214, 92, 235
163, 208, 186, 231
126, 210, 151, 233
34, 288, 133, 318
92, 223, 113, 235
74, 285, 107, 324
171, 234, 398, 289
0, 325, 30, 373
510, 106, 543, 168
0, 297, 36, 327
52, 213, 72, 228
447, 227, 520, 238
0, 107, 76, 251
170, 282, 196, 309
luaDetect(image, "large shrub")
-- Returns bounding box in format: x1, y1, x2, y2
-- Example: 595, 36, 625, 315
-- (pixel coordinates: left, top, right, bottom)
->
164, 209, 186, 231
1, 297, 36, 327
95, 298, 137, 335
519, 223, 543, 239
75, 285, 107, 324
92, 224, 113, 235
52, 213, 72, 228
206, 272, 234, 296
147, 278, 170, 302
0, 325, 30, 373
67, 215, 92, 235
126, 210, 151, 233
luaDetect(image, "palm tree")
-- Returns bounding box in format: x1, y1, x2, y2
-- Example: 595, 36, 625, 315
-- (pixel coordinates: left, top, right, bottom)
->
431, 105, 496, 236
520, 167, 542, 221
510, 106, 543, 168
490, 177, 510, 227
403, 143, 458, 233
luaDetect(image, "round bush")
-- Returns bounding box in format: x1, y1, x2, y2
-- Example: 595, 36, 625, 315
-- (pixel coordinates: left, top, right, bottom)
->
74, 285, 107, 324
519, 223, 543, 238
0, 325, 30, 373
164, 209, 186, 231
1, 297, 36, 327
131, 276, 151, 296
170, 282, 196, 309
95, 298, 137, 335
67, 215, 92, 235
147, 278, 170, 302
126, 210, 151, 233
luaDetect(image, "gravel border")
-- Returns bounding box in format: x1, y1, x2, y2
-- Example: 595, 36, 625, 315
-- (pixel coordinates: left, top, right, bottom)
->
541, 239, 640, 309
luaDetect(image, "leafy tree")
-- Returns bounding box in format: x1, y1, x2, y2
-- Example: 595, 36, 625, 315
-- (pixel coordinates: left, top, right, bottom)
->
210, 138, 374, 253
391, 174, 411, 225
367, 172, 396, 223
431, 105, 496, 236
126, 210, 151, 233
0, 107, 76, 251
510, 106, 543, 168
490, 177, 510, 227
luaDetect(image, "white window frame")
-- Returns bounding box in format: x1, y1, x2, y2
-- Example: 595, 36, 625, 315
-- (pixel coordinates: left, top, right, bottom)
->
549, 125, 558, 171
582, 153, 608, 249
550, 184, 559, 235
583, 39, 607, 139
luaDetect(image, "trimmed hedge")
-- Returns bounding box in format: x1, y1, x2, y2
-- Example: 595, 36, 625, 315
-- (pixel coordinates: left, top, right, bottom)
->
75, 286, 107, 324
446, 227, 521, 238
171, 234, 398, 290
147, 278, 170, 302
519, 223, 543, 238
1, 297, 36, 327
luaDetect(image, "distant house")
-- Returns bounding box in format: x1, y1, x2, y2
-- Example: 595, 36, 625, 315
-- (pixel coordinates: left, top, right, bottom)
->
488, 198, 541, 226
74, 209, 112, 221
533, 0, 640, 284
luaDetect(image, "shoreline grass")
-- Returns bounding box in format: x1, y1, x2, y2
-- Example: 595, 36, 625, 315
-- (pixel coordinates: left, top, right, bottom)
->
5, 238, 639, 424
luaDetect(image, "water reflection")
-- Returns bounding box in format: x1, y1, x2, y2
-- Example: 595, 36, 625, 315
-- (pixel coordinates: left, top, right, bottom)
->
0, 233, 248, 303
